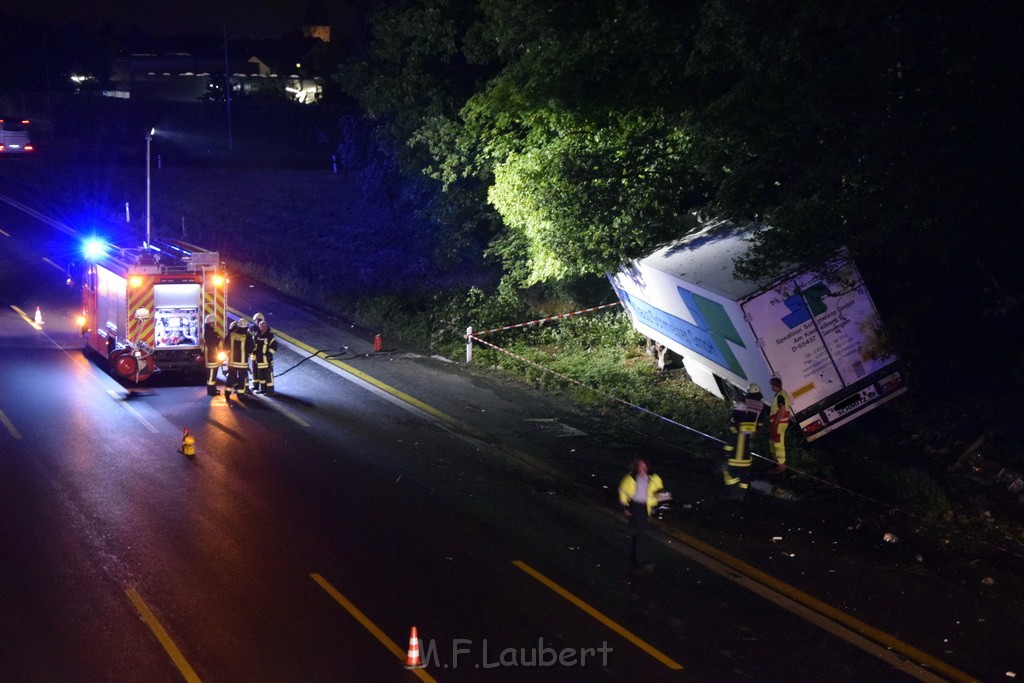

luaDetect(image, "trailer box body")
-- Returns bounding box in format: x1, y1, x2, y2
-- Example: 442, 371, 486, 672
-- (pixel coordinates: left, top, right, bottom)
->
609, 223, 906, 440
81, 238, 227, 381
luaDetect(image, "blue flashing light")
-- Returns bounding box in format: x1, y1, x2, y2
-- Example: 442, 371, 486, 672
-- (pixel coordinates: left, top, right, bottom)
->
83, 238, 108, 260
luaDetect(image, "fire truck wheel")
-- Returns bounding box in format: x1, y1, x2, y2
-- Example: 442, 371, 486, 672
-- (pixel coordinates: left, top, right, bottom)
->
111, 349, 155, 381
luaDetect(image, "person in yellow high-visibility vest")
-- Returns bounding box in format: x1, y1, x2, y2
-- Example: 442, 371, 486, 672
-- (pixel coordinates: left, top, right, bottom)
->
769, 377, 793, 473
618, 457, 666, 571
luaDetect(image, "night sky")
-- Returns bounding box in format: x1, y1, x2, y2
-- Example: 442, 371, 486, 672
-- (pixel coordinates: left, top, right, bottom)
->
2, 0, 374, 39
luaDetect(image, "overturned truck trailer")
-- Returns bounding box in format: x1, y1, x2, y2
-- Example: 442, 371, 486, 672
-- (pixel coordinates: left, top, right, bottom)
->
609, 222, 907, 441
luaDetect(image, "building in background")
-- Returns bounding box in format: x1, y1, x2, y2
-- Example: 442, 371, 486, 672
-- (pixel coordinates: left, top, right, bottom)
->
101, 0, 339, 104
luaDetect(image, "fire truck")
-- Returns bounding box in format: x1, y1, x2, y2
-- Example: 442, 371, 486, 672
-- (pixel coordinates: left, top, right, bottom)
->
77, 238, 228, 382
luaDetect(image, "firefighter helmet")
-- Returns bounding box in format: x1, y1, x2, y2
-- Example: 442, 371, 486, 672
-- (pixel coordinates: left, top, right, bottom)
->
747, 383, 761, 395
252, 312, 266, 322
204, 314, 215, 325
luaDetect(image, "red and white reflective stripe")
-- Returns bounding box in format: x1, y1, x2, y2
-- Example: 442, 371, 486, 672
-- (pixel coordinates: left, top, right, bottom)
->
468, 301, 621, 338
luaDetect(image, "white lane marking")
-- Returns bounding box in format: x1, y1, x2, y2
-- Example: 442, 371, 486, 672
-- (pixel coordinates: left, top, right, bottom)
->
42, 257, 65, 272
107, 390, 160, 433
0, 409, 22, 439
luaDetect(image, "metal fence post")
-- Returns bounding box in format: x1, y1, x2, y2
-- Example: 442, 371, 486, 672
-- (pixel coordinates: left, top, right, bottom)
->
466, 326, 473, 363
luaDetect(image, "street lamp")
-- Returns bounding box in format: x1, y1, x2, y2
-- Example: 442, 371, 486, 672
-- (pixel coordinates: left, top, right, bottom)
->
145, 127, 155, 248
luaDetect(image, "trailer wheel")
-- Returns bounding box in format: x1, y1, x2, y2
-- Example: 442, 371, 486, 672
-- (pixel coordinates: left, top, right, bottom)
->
714, 375, 744, 402
656, 344, 680, 371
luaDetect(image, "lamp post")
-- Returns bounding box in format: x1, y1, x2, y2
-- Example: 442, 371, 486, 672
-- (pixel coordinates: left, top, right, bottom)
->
145, 127, 155, 247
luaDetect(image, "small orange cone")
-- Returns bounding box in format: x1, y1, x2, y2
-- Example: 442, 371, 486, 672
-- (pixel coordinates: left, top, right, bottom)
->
34, 306, 43, 325
404, 626, 424, 669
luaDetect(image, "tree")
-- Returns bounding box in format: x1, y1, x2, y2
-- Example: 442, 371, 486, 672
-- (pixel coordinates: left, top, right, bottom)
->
341, 0, 1024, 390
343, 0, 708, 284
685, 0, 1024, 389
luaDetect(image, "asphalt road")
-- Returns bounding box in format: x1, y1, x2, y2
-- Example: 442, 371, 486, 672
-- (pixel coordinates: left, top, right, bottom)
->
1, 195, 1022, 682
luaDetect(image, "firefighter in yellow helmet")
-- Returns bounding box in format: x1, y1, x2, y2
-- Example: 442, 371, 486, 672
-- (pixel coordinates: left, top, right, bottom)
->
246, 313, 265, 388
202, 314, 223, 396
769, 377, 793, 473
225, 319, 254, 399
252, 320, 278, 395
722, 384, 764, 498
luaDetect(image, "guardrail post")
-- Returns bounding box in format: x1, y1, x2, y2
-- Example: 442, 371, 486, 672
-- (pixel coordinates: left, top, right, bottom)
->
465, 326, 473, 363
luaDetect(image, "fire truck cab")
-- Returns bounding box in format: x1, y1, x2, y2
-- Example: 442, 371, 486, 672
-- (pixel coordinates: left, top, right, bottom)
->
78, 238, 228, 382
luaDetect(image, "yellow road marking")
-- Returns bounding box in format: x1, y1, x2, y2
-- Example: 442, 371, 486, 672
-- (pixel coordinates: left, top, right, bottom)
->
232, 308, 970, 681
657, 525, 978, 683
310, 573, 438, 683
235, 313, 566, 481
284, 337, 458, 425
512, 560, 684, 670
126, 588, 202, 683
0, 408, 22, 439
10, 305, 41, 330
259, 395, 310, 427
227, 308, 468, 430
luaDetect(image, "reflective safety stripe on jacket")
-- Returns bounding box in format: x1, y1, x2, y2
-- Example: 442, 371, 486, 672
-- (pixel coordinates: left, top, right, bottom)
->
254, 332, 277, 365
227, 329, 251, 368
732, 398, 763, 434
771, 389, 793, 425
618, 473, 665, 515
203, 327, 223, 369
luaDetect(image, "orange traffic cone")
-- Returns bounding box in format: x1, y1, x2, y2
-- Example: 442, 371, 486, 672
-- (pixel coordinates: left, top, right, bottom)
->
404, 626, 424, 669
34, 306, 43, 325
374, 334, 384, 352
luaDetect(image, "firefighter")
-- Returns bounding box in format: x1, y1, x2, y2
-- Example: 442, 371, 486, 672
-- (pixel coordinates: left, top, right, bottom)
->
248, 312, 265, 390
202, 314, 223, 396
722, 383, 765, 497
769, 376, 793, 473
252, 320, 278, 395
225, 319, 254, 398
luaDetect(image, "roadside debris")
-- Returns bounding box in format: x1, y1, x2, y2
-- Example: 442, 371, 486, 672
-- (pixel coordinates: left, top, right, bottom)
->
883, 532, 899, 543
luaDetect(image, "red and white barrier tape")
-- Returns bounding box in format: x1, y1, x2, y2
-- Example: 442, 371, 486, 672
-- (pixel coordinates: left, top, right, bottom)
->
467, 335, 912, 511
468, 301, 621, 338
466, 333, 729, 446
